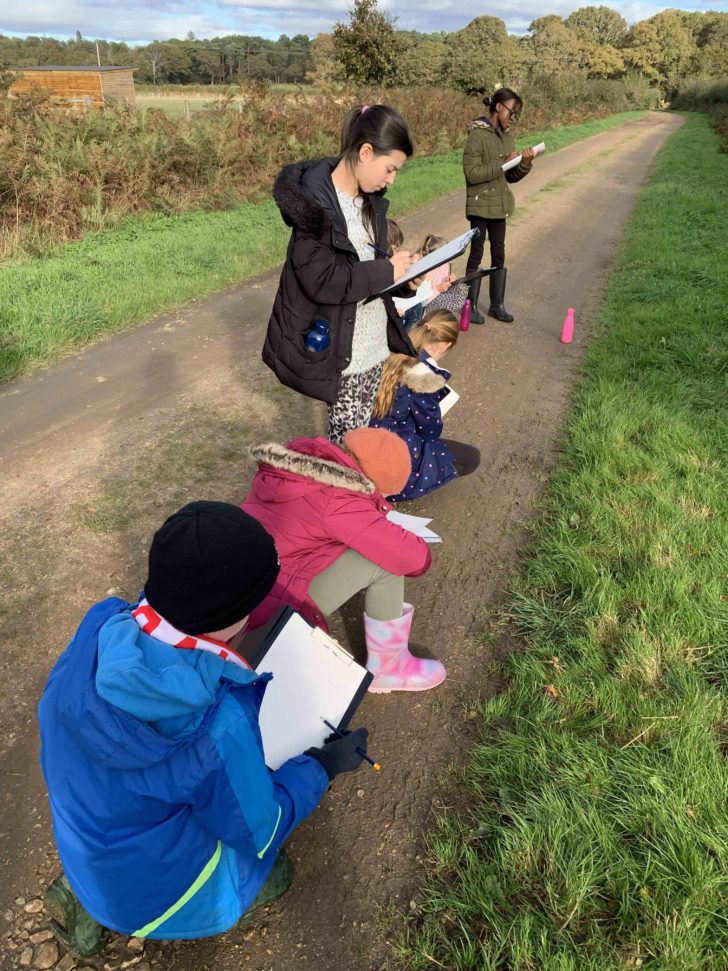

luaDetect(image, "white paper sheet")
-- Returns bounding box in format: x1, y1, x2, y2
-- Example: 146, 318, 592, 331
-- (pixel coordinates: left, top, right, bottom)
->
502, 141, 545, 172
394, 279, 434, 314
255, 613, 370, 770
439, 386, 460, 417
386, 509, 442, 543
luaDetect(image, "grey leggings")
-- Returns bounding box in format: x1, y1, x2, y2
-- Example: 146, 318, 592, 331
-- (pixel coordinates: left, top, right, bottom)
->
308, 549, 404, 622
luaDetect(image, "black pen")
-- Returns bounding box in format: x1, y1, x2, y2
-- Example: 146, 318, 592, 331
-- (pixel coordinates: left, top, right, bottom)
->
323, 719, 381, 771
367, 241, 391, 259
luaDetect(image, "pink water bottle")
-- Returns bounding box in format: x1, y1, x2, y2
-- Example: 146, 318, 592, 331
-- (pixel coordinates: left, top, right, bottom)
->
459, 299, 472, 332
561, 307, 575, 344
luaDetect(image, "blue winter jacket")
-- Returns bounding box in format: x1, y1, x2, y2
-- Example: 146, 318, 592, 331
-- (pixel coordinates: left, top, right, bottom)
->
38, 598, 329, 940
370, 355, 457, 501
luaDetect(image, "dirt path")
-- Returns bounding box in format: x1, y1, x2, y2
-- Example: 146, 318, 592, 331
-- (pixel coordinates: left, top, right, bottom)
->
0, 112, 681, 971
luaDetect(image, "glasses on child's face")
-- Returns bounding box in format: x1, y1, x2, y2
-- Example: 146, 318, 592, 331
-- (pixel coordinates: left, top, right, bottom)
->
500, 104, 520, 123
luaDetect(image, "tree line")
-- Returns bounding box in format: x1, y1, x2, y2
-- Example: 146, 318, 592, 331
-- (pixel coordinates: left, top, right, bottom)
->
329, 2, 728, 95
2, 4, 727, 93
0, 30, 315, 85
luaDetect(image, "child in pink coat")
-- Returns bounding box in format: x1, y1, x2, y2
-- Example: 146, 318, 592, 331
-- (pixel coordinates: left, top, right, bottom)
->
242, 428, 446, 693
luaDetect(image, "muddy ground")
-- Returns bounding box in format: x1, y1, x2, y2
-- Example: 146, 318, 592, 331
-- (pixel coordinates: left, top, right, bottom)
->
0, 112, 681, 971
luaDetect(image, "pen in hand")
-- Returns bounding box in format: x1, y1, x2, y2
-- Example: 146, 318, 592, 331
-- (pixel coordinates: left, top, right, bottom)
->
367, 240, 391, 259
323, 719, 381, 771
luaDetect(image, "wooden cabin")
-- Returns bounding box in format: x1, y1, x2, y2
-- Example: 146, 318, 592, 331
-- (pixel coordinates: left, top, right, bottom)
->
9, 66, 136, 109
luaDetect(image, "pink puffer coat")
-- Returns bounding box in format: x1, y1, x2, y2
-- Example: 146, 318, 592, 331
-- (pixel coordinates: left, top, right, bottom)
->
242, 437, 431, 629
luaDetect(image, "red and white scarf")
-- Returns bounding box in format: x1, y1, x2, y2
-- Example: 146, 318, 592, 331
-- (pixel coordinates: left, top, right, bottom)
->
132, 598, 251, 671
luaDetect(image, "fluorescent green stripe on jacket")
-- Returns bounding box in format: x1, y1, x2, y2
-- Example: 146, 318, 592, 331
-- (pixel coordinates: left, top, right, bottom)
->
132, 840, 222, 939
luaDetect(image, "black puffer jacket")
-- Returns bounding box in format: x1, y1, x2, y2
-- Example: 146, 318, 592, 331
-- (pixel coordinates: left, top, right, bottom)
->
262, 157, 416, 404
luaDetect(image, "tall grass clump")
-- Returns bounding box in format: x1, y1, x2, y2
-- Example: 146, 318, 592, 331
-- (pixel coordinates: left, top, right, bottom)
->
395, 113, 728, 970
673, 80, 728, 151
1, 74, 653, 262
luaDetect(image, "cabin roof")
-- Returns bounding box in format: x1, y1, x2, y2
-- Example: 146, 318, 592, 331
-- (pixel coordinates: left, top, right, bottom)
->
11, 65, 134, 73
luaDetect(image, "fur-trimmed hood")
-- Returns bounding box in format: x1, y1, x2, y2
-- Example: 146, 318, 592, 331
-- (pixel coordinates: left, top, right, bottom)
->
272, 157, 339, 236
400, 367, 447, 394
249, 440, 377, 496
272, 156, 390, 240
399, 356, 450, 394
467, 117, 492, 132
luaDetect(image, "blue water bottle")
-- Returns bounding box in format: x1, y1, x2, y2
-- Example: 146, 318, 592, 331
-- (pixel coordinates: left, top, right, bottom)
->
305, 319, 330, 353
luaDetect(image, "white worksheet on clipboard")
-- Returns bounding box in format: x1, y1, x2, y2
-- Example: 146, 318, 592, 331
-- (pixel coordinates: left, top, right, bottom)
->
249, 609, 372, 770
370, 228, 477, 300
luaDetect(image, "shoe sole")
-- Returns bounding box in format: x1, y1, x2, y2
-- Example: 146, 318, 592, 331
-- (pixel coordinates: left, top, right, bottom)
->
368, 676, 447, 694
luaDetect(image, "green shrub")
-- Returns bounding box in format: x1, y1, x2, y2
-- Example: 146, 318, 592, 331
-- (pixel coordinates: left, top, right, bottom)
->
672, 80, 728, 151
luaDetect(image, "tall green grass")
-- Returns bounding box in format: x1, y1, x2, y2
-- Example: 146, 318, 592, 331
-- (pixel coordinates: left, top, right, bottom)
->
673, 80, 728, 152
396, 113, 728, 970
0, 112, 646, 383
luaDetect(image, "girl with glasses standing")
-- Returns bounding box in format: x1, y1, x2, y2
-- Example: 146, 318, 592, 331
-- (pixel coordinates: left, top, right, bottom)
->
463, 87, 536, 323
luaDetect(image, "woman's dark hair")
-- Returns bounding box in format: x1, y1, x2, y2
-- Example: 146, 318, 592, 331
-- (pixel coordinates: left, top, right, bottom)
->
483, 87, 523, 113
339, 104, 414, 236
340, 104, 414, 165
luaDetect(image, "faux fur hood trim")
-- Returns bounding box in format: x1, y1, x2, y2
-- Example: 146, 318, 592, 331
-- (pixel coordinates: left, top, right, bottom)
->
468, 118, 499, 134
400, 368, 447, 393
250, 443, 377, 495
272, 159, 333, 236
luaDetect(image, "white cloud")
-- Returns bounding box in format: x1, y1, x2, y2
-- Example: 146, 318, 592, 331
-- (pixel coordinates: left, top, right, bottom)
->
2, 0, 727, 44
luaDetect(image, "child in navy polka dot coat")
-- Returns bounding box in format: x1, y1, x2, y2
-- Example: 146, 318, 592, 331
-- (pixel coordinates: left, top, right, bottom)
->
369, 311, 480, 501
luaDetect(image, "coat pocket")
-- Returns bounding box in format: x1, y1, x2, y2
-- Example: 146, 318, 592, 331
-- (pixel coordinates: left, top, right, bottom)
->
474, 186, 497, 201
284, 310, 336, 372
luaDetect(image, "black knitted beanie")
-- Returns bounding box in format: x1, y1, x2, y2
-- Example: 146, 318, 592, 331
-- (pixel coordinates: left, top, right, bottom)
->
144, 501, 279, 635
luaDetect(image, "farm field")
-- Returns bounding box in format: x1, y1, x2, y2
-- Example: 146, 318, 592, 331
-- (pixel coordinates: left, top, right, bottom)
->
135, 82, 318, 115
2, 111, 710, 971
136, 93, 236, 115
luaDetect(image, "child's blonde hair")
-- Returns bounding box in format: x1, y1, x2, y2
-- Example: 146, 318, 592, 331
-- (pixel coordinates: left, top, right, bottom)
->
386, 219, 404, 255
372, 310, 459, 419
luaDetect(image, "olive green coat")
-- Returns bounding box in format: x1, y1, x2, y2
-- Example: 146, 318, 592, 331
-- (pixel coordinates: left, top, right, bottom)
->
463, 119, 531, 220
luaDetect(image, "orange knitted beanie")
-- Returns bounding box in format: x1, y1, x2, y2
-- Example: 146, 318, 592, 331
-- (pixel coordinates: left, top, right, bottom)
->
343, 428, 411, 496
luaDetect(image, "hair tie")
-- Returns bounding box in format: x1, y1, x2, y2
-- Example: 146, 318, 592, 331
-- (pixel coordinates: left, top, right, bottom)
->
361, 105, 370, 114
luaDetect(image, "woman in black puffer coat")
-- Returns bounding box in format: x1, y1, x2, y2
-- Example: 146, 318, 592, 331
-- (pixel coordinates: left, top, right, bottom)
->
262, 104, 417, 443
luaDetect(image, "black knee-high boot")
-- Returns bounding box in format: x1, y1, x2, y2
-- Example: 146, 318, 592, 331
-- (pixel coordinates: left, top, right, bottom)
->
488, 267, 514, 323
468, 276, 485, 324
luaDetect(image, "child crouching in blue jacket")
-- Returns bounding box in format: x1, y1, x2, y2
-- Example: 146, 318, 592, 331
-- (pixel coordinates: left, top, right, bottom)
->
38, 501, 368, 952
370, 311, 481, 501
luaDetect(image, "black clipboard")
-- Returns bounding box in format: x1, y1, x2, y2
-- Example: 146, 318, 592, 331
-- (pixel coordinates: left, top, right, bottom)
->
449, 266, 497, 287
237, 607, 372, 769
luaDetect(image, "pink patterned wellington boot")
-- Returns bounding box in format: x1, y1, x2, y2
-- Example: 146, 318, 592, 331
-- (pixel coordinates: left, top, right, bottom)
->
364, 604, 446, 693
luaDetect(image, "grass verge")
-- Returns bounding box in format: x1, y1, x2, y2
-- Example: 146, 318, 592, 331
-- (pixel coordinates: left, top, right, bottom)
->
0, 111, 646, 384
395, 112, 728, 970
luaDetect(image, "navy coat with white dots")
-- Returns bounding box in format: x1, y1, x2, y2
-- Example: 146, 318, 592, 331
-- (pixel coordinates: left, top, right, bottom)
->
370, 355, 457, 501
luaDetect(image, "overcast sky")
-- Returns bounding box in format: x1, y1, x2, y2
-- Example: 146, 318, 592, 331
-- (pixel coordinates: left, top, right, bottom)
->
2, 1, 727, 45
